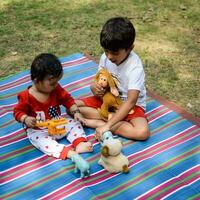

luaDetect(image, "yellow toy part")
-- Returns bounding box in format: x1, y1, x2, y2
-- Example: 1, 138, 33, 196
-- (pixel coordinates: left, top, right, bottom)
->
35, 118, 67, 136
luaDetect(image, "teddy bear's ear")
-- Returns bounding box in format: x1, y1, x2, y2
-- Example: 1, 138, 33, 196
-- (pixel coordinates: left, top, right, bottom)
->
107, 73, 119, 96
101, 146, 109, 157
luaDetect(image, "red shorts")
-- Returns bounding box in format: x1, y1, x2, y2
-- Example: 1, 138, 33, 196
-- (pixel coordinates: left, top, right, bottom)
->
80, 96, 147, 121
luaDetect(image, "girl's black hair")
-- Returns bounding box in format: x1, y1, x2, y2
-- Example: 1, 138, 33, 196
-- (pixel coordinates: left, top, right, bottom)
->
30, 53, 63, 81
100, 17, 135, 51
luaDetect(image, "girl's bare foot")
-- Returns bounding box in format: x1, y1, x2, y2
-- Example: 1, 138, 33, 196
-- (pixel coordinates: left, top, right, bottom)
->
75, 141, 93, 153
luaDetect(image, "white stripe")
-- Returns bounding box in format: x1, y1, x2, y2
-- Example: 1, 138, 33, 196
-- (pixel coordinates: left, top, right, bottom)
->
0, 58, 92, 92
39, 125, 198, 199
136, 165, 200, 199
145, 105, 164, 115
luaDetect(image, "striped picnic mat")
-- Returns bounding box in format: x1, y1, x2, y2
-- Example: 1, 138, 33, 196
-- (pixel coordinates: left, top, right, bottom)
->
0, 53, 200, 200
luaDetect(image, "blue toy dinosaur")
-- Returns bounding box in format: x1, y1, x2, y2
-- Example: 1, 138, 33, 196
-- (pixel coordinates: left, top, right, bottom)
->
71, 154, 90, 178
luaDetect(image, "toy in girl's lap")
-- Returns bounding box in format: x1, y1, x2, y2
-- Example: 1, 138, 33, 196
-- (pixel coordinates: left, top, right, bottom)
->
98, 131, 129, 173
35, 118, 67, 136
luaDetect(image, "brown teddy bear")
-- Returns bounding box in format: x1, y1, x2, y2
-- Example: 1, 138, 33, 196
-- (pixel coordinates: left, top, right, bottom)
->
95, 68, 122, 120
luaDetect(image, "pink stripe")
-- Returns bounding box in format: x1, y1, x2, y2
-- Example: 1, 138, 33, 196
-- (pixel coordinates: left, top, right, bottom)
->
3, 129, 198, 199
0, 75, 30, 91
0, 56, 90, 91
1, 167, 69, 199
146, 105, 165, 116
147, 107, 171, 120
0, 101, 165, 145
1, 145, 34, 160
138, 165, 200, 200
0, 134, 27, 146
62, 56, 89, 67
152, 117, 183, 135
0, 67, 95, 106
1, 135, 95, 184
128, 126, 199, 164
41, 128, 199, 199
155, 173, 200, 200
0, 156, 54, 184
41, 171, 115, 200
96, 146, 200, 199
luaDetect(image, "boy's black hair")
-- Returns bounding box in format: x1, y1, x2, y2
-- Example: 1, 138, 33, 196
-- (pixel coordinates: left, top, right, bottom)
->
30, 53, 63, 81
100, 17, 135, 52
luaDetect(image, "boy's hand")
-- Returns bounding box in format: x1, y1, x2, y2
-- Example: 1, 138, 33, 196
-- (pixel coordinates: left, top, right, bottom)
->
24, 116, 37, 128
91, 83, 106, 97
95, 124, 110, 140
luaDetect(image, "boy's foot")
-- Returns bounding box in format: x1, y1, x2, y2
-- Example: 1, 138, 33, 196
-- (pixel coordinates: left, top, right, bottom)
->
75, 141, 93, 153
84, 119, 105, 129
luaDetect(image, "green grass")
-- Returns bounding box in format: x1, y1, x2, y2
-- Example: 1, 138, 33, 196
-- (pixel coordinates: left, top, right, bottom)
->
0, 0, 199, 117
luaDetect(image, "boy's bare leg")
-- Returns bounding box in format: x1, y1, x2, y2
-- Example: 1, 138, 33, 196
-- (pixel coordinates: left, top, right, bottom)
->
75, 100, 150, 141
111, 117, 150, 140
75, 99, 105, 127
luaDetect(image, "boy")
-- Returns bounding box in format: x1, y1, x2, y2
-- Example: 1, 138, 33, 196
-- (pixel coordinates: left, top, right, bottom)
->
76, 17, 150, 140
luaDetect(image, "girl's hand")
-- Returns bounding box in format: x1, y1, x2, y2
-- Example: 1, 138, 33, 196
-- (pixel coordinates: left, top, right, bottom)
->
24, 116, 37, 128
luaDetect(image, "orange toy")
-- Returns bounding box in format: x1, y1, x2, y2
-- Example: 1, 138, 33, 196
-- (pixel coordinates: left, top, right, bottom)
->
95, 68, 122, 120
36, 118, 67, 135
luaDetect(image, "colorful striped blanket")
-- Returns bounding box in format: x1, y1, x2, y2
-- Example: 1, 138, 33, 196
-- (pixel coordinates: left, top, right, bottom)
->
0, 53, 200, 200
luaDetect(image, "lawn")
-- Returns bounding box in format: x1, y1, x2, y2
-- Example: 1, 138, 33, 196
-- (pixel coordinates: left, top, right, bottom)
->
0, 0, 199, 117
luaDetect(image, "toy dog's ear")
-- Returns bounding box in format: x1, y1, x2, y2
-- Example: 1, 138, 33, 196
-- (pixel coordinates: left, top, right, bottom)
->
101, 146, 109, 157
107, 74, 119, 96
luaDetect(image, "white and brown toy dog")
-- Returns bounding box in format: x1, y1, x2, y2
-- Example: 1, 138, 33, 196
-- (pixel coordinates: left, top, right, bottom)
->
98, 131, 129, 173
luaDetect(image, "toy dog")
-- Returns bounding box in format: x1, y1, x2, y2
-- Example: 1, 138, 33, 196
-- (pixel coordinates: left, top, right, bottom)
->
71, 154, 90, 178
98, 131, 129, 173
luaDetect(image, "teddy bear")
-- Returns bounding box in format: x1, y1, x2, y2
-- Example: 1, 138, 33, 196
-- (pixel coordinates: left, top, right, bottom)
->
98, 131, 129, 173
95, 68, 122, 120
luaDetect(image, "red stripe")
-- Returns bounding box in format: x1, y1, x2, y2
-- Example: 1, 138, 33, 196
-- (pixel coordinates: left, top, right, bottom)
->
41, 170, 115, 200
0, 75, 94, 118
1, 65, 95, 100
1, 145, 34, 160
0, 75, 30, 91
41, 127, 199, 199
96, 146, 200, 199
0, 56, 90, 91
147, 107, 171, 121
146, 105, 165, 116
1, 135, 95, 184
2, 127, 198, 198
138, 165, 200, 200
0, 156, 54, 184
128, 128, 199, 165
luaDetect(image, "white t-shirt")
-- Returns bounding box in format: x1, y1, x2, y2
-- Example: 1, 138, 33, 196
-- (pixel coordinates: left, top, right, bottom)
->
98, 51, 146, 109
